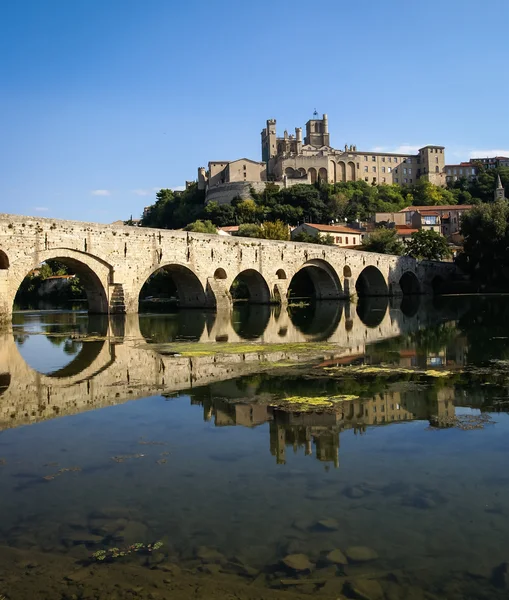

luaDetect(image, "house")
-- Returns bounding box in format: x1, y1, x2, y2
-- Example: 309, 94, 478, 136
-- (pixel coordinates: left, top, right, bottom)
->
291, 223, 364, 247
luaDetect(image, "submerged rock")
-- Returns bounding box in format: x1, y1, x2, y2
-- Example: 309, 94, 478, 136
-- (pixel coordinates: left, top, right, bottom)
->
344, 546, 378, 563
315, 518, 339, 531
345, 578, 384, 599
325, 549, 348, 565
195, 546, 226, 565
491, 561, 509, 589
282, 553, 314, 571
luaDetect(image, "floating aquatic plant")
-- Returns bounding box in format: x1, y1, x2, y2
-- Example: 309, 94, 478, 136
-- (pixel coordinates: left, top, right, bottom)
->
92, 541, 164, 562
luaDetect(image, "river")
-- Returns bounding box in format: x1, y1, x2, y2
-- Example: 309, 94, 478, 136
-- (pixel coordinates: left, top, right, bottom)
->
0, 297, 508, 599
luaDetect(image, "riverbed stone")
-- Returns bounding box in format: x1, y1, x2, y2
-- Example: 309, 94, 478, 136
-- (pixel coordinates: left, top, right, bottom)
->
491, 561, 509, 589
325, 549, 348, 565
195, 546, 226, 565
345, 546, 379, 563
282, 553, 314, 571
345, 578, 384, 600
315, 518, 339, 531
119, 520, 148, 544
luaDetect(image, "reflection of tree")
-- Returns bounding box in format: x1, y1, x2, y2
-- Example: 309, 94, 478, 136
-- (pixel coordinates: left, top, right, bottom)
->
47, 336, 64, 347
63, 339, 82, 356
14, 334, 28, 346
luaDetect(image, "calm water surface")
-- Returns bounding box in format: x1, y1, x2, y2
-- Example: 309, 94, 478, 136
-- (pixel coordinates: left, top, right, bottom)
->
1, 298, 509, 599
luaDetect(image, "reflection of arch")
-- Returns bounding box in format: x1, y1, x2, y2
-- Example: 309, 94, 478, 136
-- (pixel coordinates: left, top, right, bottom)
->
289, 259, 342, 300
318, 167, 327, 181
140, 264, 206, 308
231, 305, 271, 339
289, 301, 343, 341
139, 311, 206, 343
214, 268, 227, 280
13, 252, 110, 314
230, 269, 271, 303
343, 265, 352, 278
355, 266, 389, 297
399, 271, 421, 295
0, 373, 11, 396
0, 250, 9, 269
308, 167, 317, 184
16, 315, 110, 378
276, 269, 287, 280
400, 294, 421, 317
347, 161, 356, 181
356, 296, 388, 327
432, 276, 444, 295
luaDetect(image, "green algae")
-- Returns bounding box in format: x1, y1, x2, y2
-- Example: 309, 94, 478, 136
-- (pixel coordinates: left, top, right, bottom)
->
270, 394, 359, 410
150, 341, 341, 358
322, 365, 453, 378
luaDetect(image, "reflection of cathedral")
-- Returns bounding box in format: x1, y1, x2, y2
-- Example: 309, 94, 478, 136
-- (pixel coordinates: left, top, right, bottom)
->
193, 384, 457, 468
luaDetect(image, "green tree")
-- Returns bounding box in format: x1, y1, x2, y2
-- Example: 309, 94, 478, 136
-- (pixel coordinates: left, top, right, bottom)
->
261, 220, 289, 240
405, 229, 451, 261
458, 201, 509, 287
183, 220, 217, 234
235, 223, 263, 238
410, 179, 457, 206
361, 228, 404, 255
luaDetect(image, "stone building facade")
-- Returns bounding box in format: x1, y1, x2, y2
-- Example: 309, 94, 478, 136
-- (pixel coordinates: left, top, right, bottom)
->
197, 113, 446, 204
261, 113, 446, 187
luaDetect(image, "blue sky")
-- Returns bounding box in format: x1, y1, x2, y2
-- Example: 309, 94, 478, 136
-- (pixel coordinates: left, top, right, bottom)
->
1, 0, 508, 223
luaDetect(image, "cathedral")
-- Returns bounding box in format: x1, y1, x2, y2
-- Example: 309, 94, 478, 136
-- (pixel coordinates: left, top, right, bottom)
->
198, 113, 446, 205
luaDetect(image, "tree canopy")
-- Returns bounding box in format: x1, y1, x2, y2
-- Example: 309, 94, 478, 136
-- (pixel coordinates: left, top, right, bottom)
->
405, 229, 451, 261
361, 228, 404, 255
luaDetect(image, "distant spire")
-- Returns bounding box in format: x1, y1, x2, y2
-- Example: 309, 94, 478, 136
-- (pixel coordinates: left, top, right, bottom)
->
313, 108, 318, 118
497, 174, 503, 189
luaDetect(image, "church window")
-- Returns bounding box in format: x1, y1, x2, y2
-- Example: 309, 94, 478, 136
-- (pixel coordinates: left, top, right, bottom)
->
356, 163, 360, 169
435, 166, 439, 173
436, 157, 438, 163
395, 178, 399, 183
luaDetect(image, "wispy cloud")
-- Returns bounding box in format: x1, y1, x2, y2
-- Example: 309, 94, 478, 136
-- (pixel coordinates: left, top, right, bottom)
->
91, 189, 111, 196
468, 149, 509, 158
172, 185, 185, 192
371, 144, 421, 154
34, 206, 49, 212
131, 189, 152, 196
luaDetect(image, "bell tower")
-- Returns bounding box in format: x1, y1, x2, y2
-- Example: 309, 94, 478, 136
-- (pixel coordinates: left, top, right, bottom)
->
304, 112, 330, 147
495, 174, 505, 201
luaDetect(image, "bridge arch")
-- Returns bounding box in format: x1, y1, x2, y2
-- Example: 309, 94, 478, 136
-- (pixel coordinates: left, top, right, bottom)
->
230, 269, 271, 304
355, 265, 389, 297
288, 259, 342, 300
399, 271, 421, 295
139, 263, 207, 308
10, 249, 111, 314
0, 250, 9, 269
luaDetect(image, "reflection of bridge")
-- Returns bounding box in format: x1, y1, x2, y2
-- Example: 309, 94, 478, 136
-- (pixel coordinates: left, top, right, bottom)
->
0, 301, 458, 430
0, 213, 456, 321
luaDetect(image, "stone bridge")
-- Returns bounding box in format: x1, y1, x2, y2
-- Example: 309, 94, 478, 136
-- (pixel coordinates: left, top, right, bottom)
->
0, 213, 456, 322
0, 300, 461, 431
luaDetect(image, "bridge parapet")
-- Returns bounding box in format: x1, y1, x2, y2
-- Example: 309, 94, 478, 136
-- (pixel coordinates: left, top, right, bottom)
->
0, 213, 459, 320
